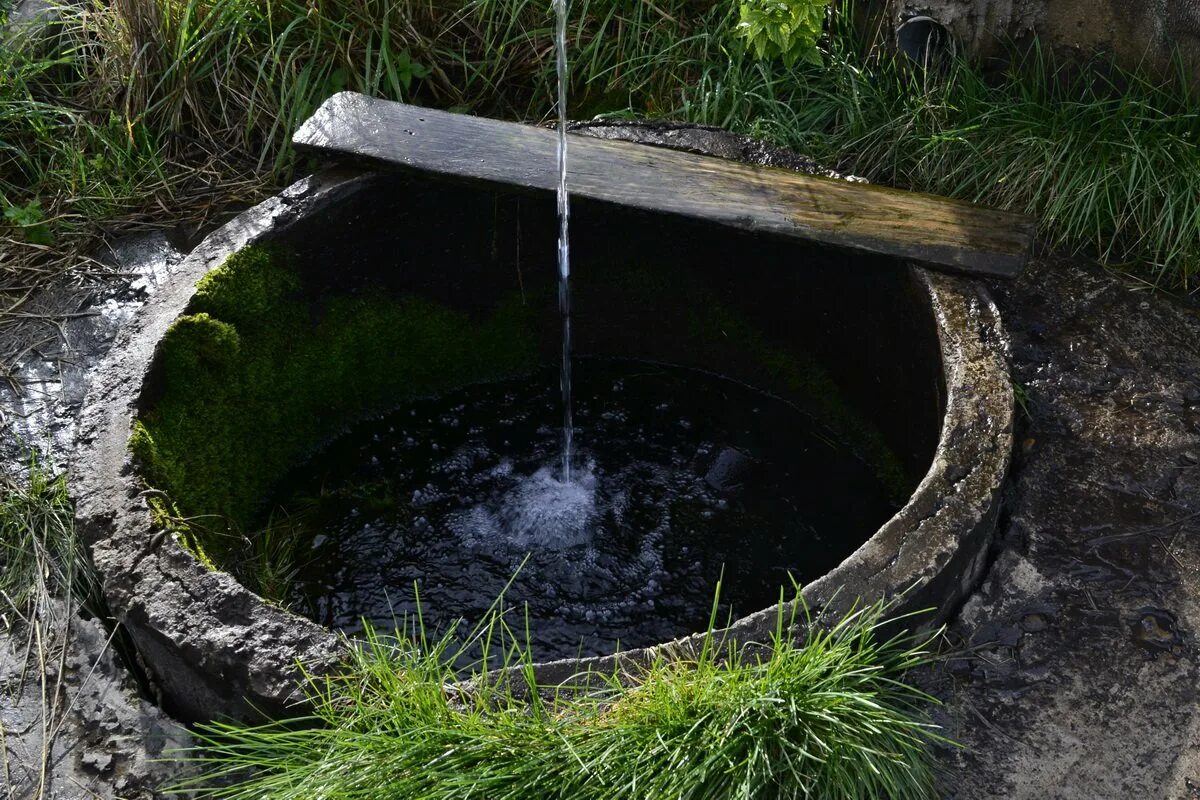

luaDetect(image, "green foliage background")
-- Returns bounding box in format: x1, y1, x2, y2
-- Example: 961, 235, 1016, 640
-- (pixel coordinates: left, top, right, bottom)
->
2, 0, 1198, 294
737, 0, 828, 66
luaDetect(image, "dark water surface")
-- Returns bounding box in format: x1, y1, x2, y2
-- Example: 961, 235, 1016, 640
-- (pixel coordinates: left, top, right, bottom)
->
275, 360, 897, 661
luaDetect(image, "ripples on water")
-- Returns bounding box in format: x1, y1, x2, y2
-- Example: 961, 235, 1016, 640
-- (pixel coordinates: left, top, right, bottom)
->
276, 360, 897, 661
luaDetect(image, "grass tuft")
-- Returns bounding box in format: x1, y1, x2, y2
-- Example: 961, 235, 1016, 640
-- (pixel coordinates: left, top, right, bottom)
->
176, 592, 945, 799
0, 456, 98, 623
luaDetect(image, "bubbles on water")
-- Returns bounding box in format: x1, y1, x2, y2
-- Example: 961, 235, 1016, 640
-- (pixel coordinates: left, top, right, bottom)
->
279, 362, 897, 660
456, 464, 597, 549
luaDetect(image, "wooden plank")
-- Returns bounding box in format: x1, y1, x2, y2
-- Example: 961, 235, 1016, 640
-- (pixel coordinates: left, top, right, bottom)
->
294, 92, 1034, 277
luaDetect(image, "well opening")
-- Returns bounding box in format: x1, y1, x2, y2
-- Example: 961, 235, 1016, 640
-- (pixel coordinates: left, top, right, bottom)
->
129, 174, 945, 661
74, 157, 1011, 722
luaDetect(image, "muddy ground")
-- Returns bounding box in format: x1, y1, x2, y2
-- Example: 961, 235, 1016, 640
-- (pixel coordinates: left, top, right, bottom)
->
928, 255, 1200, 798
1, 233, 191, 800
1, 228, 1198, 798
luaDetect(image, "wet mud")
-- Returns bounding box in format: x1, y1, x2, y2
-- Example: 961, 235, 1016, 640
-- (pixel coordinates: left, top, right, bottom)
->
0, 232, 193, 800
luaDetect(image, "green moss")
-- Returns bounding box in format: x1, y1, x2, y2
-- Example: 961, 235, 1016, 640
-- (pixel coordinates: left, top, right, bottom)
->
190, 245, 300, 327
129, 421, 173, 495
132, 245, 538, 565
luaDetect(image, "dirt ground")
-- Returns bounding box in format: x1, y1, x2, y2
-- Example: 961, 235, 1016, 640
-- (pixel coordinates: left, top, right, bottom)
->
928, 255, 1200, 799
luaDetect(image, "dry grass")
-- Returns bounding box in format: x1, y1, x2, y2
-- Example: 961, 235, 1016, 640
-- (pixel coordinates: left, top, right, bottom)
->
0, 457, 110, 800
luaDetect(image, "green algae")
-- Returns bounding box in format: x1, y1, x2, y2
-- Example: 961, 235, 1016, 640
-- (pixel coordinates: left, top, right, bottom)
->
131, 245, 538, 567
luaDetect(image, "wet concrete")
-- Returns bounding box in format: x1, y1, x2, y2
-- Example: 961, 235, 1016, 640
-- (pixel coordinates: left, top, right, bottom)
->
0, 233, 192, 800
1, 232, 182, 471
924, 256, 1200, 798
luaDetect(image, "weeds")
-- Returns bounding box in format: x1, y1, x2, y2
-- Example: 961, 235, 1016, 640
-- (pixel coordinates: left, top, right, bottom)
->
1013, 381, 1032, 420
675, 9, 1200, 288
0, 457, 98, 624
0, 456, 114, 800
177, 591, 945, 799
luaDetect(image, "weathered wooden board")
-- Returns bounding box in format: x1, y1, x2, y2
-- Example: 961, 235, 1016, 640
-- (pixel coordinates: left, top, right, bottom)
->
295, 92, 1034, 277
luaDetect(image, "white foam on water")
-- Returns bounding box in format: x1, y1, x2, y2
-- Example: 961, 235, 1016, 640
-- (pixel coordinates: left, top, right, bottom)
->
453, 463, 598, 550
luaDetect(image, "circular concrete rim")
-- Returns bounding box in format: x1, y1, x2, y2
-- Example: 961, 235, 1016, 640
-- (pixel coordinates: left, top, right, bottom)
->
73, 167, 1013, 722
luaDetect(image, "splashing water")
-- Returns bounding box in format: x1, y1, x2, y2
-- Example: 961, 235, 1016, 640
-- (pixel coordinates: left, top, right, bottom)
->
555, 0, 573, 483
464, 464, 597, 549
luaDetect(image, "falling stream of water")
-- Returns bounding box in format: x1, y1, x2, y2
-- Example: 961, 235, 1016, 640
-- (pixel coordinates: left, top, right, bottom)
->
555, 0, 573, 482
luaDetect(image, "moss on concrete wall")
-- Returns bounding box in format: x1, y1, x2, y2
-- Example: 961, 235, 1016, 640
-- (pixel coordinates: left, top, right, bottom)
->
131, 245, 538, 562
686, 301, 911, 500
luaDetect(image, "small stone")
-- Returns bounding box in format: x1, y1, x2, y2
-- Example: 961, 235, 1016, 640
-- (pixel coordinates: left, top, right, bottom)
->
1132, 609, 1180, 651
703, 447, 756, 492
1020, 612, 1050, 632
80, 750, 114, 774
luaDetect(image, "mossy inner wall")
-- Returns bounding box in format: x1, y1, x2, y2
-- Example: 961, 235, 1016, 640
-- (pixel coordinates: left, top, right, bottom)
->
574, 259, 912, 499
131, 245, 538, 560
130, 176, 945, 589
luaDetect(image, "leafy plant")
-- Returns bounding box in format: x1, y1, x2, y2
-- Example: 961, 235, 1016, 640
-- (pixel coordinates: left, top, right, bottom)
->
3, 199, 53, 245
394, 50, 431, 92
736, 0, 828, 66
1013, 381, 1032, 420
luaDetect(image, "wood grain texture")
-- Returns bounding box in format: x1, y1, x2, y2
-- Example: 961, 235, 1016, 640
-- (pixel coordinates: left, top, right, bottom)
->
295, 93, 1034, 277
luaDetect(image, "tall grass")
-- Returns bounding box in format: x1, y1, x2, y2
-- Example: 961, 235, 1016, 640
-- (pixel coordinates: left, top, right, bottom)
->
3, 0, 1199, 307
0, 15, 159, 234
1, 0, 724, 221
177, 594, 945, 799
675, 24, 1200, 287
0, 0, 723, 297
